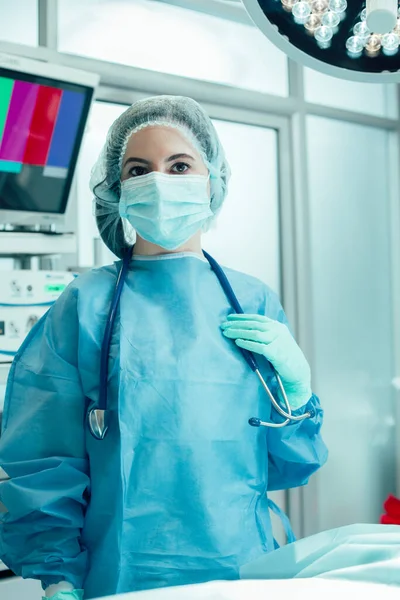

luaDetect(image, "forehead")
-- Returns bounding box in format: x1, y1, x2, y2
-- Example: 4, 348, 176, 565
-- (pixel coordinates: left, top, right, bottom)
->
123, 125, 202, 160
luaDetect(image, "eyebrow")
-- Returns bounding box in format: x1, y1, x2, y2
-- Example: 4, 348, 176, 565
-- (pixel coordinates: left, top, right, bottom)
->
123, 153, 195, 169
166, 153, 195, 162
123, 157, 150, 168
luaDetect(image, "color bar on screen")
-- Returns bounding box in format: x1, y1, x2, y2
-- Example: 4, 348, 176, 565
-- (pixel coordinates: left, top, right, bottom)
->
0, 159, 22, 173
23, 85, 62, 167
43, 166, 68, 179
0, 81, 39, 163
47, 90, 85, 169
0, 77, 14, 145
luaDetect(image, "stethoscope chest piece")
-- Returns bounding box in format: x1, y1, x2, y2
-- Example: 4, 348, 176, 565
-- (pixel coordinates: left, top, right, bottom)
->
88, 408, 109, 440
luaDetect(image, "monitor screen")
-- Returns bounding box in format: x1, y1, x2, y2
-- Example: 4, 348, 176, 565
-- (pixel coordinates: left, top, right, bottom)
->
0, 67, 94, 216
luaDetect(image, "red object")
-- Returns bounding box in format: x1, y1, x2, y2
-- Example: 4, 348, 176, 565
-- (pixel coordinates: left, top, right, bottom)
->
380, 494, 400, 525
23, 85, 62, 166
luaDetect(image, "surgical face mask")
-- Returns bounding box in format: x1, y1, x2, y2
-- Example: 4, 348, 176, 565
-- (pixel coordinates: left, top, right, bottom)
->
119, 171, 212, 250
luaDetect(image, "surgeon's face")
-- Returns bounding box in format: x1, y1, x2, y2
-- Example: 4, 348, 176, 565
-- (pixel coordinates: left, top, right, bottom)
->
121, 126, 209, 182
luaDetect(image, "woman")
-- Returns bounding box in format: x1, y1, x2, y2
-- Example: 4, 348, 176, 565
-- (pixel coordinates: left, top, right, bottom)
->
0, 96, 327, 600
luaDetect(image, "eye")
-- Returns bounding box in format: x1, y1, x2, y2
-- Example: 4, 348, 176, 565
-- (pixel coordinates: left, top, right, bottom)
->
170, 162, 190, 174
128, 166, 148, 178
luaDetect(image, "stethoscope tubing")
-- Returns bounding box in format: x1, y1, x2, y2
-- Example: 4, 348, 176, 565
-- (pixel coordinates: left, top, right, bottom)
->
88, 247, 312, 440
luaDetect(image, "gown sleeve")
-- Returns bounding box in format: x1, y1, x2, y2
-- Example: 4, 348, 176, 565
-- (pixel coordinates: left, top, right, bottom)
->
0, 283, 90, 590
264, 290, 328, 491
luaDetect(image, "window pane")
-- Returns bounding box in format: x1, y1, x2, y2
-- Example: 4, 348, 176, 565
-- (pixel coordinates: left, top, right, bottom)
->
0, 0, 38, 46
304, 68, 397, 118
204, 120, 284, 540
76, 101, 128, 267
58, 0, 288, 96
306, 116, 396, 530
204, 120, 281, 294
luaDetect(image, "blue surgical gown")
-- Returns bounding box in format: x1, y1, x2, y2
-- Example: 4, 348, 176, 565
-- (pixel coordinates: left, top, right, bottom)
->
0, 253, 328, 598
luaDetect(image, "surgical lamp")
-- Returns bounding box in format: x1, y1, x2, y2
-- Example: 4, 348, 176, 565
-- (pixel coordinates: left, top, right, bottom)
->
241, 0, 400, 82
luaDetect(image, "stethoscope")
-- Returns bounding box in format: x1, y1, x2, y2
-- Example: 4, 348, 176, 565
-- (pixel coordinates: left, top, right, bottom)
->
88, 247, 313, 440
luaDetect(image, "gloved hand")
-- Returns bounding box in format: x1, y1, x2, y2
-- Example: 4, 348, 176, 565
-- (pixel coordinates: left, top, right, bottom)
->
42, 590, 83, 600
221, 314, 312, 410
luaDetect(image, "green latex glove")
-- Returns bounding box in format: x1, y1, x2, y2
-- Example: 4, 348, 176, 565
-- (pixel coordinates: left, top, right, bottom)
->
221, 314, 312, 410
43, 591, 83, 600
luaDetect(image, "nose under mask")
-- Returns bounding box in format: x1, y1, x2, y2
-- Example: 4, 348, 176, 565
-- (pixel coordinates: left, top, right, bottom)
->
119, 171, 212, 250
